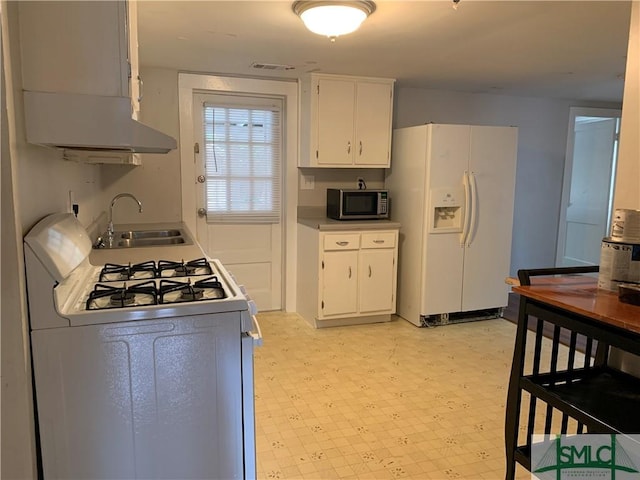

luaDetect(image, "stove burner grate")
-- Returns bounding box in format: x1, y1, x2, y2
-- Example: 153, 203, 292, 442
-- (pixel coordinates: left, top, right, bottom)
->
159, 277, 226, 304
181, 286, 204, 301
110, 290, 136, 306
99, 261, 157, 282
86, 281, 158, 310
158, 258, 213, 277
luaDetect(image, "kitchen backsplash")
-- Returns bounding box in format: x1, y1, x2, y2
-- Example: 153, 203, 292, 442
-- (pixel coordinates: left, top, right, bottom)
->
297, 168, 385, 207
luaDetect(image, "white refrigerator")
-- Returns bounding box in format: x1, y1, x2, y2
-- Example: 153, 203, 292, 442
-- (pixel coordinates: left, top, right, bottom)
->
385, 124, 518, 326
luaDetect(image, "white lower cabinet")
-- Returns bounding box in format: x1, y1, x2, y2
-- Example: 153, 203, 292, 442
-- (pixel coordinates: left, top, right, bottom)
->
297, 225, 398, 328
322, 249, 359, 316
359, 248, 395, 313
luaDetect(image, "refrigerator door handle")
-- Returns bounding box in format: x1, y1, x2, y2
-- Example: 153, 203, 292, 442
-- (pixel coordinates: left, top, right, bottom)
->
461, 171, 471, 246
467, 171, 478, 247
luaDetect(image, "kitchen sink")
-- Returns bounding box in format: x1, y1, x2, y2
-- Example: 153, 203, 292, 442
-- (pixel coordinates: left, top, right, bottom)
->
117, 237, 186, 248
119, 229, 182, 239
93, 228, 194, 249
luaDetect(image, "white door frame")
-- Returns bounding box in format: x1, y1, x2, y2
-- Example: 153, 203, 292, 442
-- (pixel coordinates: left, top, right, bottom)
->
178, 73, 298, 312
556, 106, 621, 267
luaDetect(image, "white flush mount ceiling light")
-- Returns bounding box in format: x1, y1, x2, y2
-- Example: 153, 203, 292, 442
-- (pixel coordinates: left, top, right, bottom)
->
292, 1, 376, 40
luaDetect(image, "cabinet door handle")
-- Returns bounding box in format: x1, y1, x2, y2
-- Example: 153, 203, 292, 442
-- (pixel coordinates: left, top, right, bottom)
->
368, 266, 372, 277
348, 266, 352, 279
373, 239, 385, 244
347, 141, 351, 154
359, 141, 363, 155
336, 241, 349, 246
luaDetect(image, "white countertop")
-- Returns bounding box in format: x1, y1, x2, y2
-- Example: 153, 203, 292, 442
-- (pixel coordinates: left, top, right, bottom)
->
298, 217, 401, 231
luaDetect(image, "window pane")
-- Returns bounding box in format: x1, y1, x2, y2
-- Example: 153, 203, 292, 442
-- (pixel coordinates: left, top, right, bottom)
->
252, 180, 273, 212
202, 101, 281, 223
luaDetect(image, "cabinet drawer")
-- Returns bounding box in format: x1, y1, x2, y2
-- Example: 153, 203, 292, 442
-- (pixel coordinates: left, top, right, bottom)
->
361, 231, 396, 249
323, 233, 360, 251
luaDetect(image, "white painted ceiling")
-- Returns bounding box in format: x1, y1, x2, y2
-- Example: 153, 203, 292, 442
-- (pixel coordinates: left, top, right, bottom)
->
138, 0, 632, 102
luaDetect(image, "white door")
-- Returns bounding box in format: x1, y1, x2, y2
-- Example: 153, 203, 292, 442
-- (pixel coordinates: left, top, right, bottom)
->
462, 126, 518, 312
317, 77, 354, 165
354, 81, 392, 166
422, 124, 469, 315
321, 250, 358, 317
193, 94, 283, 311
556, 108, 621, 267
359, 248, 394, 313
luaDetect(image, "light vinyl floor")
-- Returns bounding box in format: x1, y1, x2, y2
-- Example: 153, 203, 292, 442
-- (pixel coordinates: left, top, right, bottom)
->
254, 313, 535, 479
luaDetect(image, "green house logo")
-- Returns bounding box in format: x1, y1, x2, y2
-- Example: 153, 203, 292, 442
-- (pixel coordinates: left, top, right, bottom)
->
532, 434, 640, 480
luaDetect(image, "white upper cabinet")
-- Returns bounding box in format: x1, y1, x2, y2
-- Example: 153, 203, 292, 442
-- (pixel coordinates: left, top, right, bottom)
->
19, 0, 140, 116
300, 73, 395, 168
19, 1, 144, 165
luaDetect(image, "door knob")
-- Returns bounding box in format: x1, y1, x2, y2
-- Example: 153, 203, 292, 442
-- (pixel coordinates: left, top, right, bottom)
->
197, 175, 206, 184
197, 208, 207, 217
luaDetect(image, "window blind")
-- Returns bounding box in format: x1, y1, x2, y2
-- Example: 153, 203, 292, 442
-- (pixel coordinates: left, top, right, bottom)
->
202, 103, 282, 223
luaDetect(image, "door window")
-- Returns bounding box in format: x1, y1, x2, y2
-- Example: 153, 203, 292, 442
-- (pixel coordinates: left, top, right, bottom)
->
196, 95, 282, 223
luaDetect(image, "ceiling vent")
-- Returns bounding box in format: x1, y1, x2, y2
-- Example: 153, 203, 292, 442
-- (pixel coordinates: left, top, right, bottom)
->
251, 62, 295, 71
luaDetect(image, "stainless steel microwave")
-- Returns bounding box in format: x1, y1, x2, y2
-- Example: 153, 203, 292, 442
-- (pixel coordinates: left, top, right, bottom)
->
326, 189, 389, 220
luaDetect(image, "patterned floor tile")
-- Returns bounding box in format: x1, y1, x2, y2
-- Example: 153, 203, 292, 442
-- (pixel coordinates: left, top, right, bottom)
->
254, 312, 542, 479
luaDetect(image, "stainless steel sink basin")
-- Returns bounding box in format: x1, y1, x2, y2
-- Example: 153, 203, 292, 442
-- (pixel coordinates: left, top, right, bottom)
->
120, 229, 182, 239
117, 237, 186, 248
93, 227, 193, 249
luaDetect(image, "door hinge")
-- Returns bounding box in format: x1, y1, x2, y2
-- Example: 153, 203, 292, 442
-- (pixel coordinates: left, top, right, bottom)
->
321, 260, 324, 269
317, 85, 320, 94
194, 142, 200, 154
316, 150, 319, 159
321, 300, 324, 309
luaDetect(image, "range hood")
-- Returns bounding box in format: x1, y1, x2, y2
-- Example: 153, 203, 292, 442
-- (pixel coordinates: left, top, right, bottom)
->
23, 91, 177, 154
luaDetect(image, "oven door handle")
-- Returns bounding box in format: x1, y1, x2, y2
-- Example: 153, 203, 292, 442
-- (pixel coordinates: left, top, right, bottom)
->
250, 314, 263, 346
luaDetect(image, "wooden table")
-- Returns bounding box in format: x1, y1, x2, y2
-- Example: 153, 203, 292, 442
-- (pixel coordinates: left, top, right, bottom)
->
504, 267, 640, 479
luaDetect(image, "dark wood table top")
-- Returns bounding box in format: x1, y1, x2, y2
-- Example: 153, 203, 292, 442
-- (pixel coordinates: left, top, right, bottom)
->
513, 276, 640, 334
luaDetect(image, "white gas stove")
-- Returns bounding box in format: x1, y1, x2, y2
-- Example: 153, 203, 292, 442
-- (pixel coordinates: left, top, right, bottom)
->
24, 213, 260, 479
24, 213, 256, 329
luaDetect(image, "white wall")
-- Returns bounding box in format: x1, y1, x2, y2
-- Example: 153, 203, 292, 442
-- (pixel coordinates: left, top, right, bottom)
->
100, 67, 183, 225
1, 2, 103, 477
392, 87, 620, 274
297, 168, 385, 207
614, 1, 640, 210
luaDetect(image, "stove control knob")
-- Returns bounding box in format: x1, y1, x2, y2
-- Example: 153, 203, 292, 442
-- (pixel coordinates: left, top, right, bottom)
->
197, 208, 207, 218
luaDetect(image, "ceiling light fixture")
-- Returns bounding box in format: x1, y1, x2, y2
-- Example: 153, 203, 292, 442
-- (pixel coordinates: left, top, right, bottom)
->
292, 1, 376, 40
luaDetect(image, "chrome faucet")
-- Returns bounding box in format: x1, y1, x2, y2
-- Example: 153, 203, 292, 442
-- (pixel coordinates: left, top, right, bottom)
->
107, 193, 143, 240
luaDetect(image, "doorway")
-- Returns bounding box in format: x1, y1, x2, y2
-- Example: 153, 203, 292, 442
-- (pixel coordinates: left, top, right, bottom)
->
178, 74, 299, 313
556, 107, 621, 267
193, 93, 283, 311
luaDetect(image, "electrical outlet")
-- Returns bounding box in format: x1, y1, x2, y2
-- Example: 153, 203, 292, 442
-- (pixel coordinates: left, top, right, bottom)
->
356, 177, 366, 189
301, 174, 315, 190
